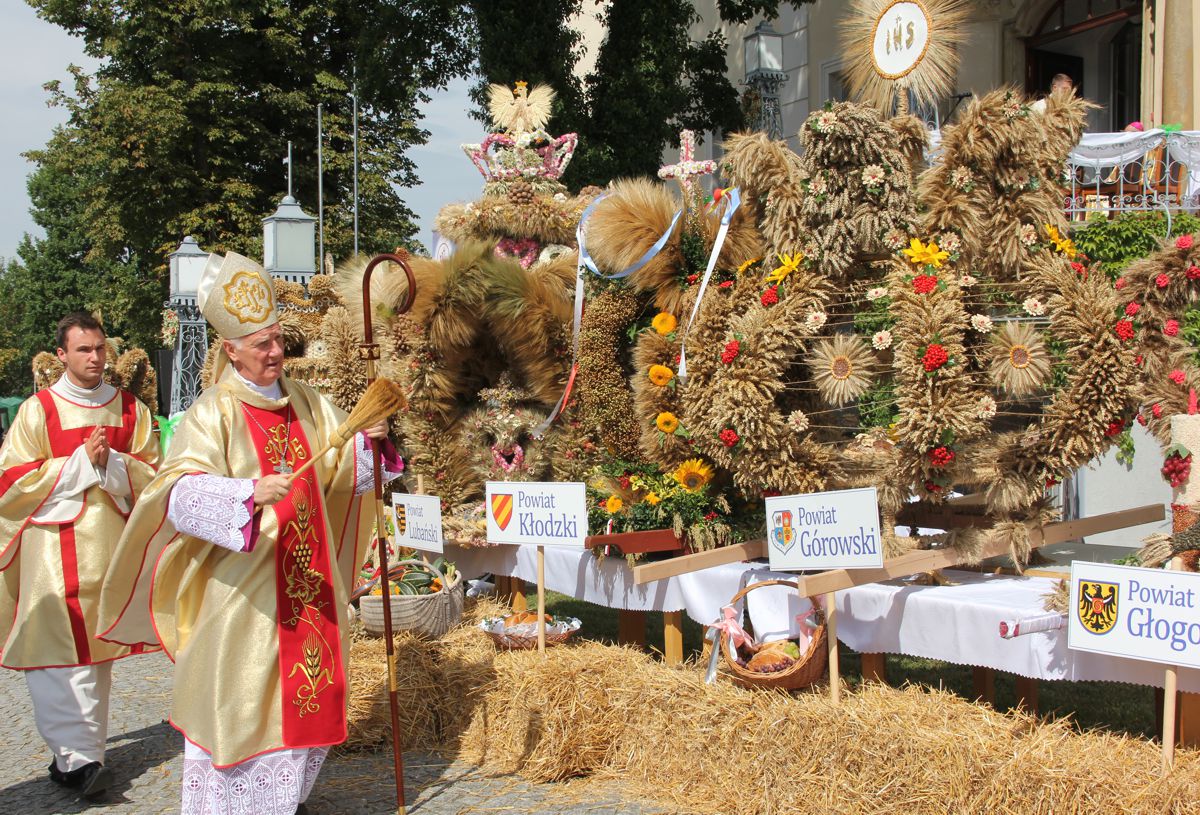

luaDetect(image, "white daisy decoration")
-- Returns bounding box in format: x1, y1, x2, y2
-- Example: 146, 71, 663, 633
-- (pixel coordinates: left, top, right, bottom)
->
872, 330, 893, 350
787, 410, 810, 432
805, 310, 828, 329
1022, 297, 1045, 317
958, 273, 978, 288
866, 286, 888, 301
861, 164, 886, 187
1019, 223, 1038, 247
969, 314, 994, 333
977, 394, 997, 420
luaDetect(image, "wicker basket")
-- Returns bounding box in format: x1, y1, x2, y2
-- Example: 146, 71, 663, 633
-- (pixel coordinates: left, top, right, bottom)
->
479, 616, 581, 650
719, 578, 828, 691
359, 561, 464, 639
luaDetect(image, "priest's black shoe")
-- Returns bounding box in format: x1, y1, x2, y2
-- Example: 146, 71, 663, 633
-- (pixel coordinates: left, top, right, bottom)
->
48, 760, 77, 788
77, 762, 113, 799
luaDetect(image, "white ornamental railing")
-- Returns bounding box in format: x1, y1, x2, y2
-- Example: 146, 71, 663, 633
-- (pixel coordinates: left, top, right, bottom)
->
1063, 129, 1200, 220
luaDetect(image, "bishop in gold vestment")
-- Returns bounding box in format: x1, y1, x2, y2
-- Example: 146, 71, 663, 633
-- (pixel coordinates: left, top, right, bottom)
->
99, 253, 401, 815
0, 312, 159, 798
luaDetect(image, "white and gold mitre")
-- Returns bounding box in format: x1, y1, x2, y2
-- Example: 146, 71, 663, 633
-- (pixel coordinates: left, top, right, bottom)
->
196, 252, 279, 339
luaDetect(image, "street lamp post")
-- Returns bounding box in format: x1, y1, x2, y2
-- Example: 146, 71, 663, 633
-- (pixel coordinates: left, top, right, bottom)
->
744, 21, 788, 140
167, 236, 209, 415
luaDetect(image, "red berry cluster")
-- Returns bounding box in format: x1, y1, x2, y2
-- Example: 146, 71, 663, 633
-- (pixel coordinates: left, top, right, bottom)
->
1162, 452, 1192, 488
1114, 319, 1135, 341
928, 446, 955, 467
1070, 261, 1086, 276
720, 340, 740, 364
913, 274, 939, 294
1104, 420, 1124, 437
922, 343, 949, 372
719, 428, 740, 447
760, 285, 779, 306
1125, 301, 1140, 316
718, 280, 733, 289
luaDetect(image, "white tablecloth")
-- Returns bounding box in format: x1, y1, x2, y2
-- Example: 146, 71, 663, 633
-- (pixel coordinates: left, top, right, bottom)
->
832, 570, 1200, 692
446, 543, 782, 627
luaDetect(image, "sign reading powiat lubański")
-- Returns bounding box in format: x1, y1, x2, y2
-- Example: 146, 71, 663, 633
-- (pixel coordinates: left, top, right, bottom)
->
764, 487, 884, 571
485, 481, 587, 547
1068, 562, 1200, 670
389, 492, 444, 554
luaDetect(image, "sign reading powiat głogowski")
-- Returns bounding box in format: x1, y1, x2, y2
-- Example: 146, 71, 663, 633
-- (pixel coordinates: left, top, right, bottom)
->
485, 481, 587, 547
764, 487, 884, 571
389, 492, 444, 554
1068, 561, 1200, 669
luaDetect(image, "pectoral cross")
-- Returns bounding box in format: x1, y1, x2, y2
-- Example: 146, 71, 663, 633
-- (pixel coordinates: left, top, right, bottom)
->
275, 461, 293, 475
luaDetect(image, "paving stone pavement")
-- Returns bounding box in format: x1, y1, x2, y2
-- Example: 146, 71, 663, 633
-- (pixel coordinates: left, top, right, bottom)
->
0, 654, 675, 815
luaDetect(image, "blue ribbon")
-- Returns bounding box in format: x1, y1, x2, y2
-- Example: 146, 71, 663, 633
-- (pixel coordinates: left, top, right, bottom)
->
577, 194, 684, 280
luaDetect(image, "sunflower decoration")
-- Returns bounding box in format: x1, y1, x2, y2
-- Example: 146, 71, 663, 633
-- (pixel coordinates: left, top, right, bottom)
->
765, 252, 804, 286
673, 458, 714, 492
652, 312, 678, 336
989, 321, 1052, 396
902, 237, 950, 270
1044, 223, 1078, 259
807, 334, 877, 406
647, 364, 675, 387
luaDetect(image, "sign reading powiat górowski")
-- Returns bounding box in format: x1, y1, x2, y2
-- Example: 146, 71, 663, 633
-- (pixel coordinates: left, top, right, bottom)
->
389, 492, 444, 554
764, 487, 884, 571
485, 481, 587, 547
1068, 561, 1200, 670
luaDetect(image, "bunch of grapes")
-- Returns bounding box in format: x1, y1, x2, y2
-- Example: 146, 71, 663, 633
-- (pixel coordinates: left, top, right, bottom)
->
1162, 452, 1192, 488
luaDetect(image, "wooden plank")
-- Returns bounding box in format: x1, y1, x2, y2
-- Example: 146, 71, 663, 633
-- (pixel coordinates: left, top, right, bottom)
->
861, 653, 887, 684
793, 505, 1164, 597
662, 611, 684, 665
1014, 675, 1039, 714
617, 609, 646, 648
632, 539, 766, 585
1180, 691, 1200, 747
972, 666, 995, 705
510, 577, 528, 612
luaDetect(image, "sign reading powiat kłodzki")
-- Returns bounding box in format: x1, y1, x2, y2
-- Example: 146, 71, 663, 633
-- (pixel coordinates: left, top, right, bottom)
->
1068, 561, 1200, 670
389, 492, 444, 555
764, 487, 884, 571
485, 481, 587, 547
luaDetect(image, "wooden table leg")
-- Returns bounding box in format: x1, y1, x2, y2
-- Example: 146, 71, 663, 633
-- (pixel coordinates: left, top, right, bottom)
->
972, 667, 995, 705
617, 609, 646, 648
1014, 675, 1038, 714
860, 653, 887, 684
1179, 691, 1200, 747
662, 611, 684, 665
510, 577, 528, 613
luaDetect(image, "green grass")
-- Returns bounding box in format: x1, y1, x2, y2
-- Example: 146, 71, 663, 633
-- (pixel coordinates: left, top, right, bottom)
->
542, 590, 1159, 739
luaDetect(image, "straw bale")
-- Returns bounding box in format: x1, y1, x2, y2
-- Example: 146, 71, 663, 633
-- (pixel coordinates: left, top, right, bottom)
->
347, 610, 1200, 814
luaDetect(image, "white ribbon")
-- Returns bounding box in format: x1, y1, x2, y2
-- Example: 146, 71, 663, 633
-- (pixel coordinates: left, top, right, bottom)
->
677, 187, 741, 384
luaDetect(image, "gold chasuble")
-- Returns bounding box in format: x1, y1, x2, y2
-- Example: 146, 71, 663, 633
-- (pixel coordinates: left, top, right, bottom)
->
0, 388, 159, 669
98, 370, 373, 767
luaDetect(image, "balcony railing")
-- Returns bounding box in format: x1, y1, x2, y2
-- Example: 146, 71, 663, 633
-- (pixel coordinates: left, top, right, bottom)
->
1063, 129, 1200, 220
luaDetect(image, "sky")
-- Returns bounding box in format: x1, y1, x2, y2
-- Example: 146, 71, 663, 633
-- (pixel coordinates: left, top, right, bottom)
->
0, 0, 482, 263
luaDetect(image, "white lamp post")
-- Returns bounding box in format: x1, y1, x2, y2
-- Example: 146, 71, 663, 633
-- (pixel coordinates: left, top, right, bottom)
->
744, 21, 788, 140
167, 236, 210, 414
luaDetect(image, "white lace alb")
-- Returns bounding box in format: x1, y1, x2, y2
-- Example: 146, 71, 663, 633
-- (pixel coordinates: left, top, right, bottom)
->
168, 475, 254, 552
353, 433, 404, 496
181, 743, 327, 815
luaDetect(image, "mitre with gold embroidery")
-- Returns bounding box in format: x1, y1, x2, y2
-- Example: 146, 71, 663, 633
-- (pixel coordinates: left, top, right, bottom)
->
196, 252, 279, 339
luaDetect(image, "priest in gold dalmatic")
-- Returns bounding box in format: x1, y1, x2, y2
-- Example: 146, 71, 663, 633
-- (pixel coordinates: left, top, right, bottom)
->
98, 253, 402, 815
0, 311, 159, 799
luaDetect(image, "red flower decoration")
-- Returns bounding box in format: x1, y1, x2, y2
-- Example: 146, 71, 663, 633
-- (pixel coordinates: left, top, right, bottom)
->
719, 428, 740, 447
1170, 369, 1188, 385
922, 343, 949, 372
1156, 273, 1172, 289
686, 274, 698, 284
1104, 420, 1124, 437
1045, 477, 1059, 488
924, 480, 942, 493
1136, 354, 1145, 366
1125, 301, 1140, 317
1114, 319, 1135, 341
1070, 261, 1086, 276
928, 446, 955, 467
1137, 413, 1148, 426
1153, 403, 1164, 419
913, 274, 939, 294
760, 286, 779, 306
1189, 265, 1200, 281
703, 511, 718, 521
1114, 277, 1126, 289
718, 280, 733, 289
720, 340, 741, 364
1177, 234, 1194, 250
1165, 319, 1180, 337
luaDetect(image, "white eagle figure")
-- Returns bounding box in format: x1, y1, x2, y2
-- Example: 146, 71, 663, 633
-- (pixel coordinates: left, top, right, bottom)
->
488, 81, 556, 135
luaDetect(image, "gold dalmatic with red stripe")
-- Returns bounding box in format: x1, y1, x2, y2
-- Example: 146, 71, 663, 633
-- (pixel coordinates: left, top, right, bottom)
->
0, 388, 159, 668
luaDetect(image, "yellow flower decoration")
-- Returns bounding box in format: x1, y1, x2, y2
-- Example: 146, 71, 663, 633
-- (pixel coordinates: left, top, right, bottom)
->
1044, 223, 1078, 259
737, 256, 763, 275
648, 364, 674, 387
673, 458, 714, 492
604, 495, 623, 514
902, 238, 950, 269
644, 491, 661, 505
765, 252, 803, 285
652, 312, 678, 335
656, 412, 680, 434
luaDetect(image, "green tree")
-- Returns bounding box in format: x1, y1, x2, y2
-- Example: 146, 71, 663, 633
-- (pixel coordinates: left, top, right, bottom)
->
11, 0, 473, 368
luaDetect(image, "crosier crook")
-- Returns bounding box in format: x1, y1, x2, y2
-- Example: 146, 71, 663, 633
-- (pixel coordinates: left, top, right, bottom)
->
361, 252, 416, 814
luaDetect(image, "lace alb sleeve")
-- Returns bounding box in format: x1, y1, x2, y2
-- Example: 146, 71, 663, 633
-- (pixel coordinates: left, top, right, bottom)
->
353, 433, 405, 496
168, 474, 256, 552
